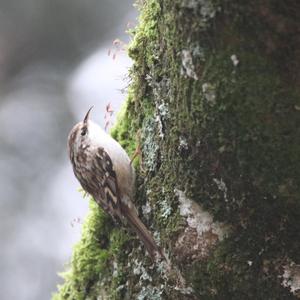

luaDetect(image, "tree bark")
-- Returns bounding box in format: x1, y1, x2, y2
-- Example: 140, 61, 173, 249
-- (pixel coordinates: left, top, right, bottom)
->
53, 1, 300, 299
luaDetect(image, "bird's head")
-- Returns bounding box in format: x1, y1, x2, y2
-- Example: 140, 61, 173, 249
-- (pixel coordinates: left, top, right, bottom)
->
68, 106, 101, 155
80, 105, 93, 138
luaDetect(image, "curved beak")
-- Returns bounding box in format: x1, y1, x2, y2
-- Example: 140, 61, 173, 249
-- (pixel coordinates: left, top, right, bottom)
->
83, 106, 94, 124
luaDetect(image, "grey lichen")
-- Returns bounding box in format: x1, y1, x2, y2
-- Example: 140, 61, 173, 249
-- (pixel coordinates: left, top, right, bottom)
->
199, 0, 217, 20
230, 54, 239, 67
213, 178, 229, 202
181, 0, 218, 23
156, 101, 170, 120
141, 118, 160, 172
178, 136, 189, 153
142, 201, 152, 219
192, 45, 206, 62
133, 259, 152, 282
181, 50, 199, 80
202, 82, 216, 106
282, 261, 300, 298
154, 99, 170, 139
181, 0, 199, 9
160, 199, 172, 220
137, 286, 163, 300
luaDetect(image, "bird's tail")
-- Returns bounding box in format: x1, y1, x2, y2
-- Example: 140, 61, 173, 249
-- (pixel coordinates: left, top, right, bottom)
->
120, 202, 163, 261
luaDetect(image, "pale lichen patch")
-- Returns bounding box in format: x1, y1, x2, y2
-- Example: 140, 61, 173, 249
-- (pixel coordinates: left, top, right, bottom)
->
181, 0, 218, 24
137, 285, 163, 300
174, 189, 229, 260
281, 261, 300, 298
230, 54, 239, 66
202, 82, 216, 106
142, 118, 160, 171
160, 198, 172, 220
213, 178, 229, 202
178, 136, 189, 152
133, 259, 152, 282
181, 50, 199, 80
142, 202, 152, 219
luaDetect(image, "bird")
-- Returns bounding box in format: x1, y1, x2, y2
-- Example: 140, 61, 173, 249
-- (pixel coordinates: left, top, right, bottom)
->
67, 107, 162, 260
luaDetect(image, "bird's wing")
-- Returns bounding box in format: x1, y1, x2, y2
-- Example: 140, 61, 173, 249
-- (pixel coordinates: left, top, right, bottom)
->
93, 147, 162, 260
92, 147, 122, 219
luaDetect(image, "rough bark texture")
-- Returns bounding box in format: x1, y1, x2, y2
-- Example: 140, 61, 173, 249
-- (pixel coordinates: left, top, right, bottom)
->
53, 1, 300, 299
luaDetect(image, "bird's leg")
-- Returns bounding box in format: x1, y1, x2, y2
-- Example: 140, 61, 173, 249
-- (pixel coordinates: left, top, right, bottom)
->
130, 130, 145, 172
130, 144, 141, 165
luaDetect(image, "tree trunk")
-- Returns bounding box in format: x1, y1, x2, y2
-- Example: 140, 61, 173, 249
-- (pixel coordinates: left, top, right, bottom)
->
53, 1, 300, 299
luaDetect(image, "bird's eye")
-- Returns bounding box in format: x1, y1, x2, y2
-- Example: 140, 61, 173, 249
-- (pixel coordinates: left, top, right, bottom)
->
81, 127, 87, 136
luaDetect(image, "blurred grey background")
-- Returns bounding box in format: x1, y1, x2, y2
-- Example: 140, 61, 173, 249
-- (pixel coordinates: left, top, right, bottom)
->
0, 1, 135, 299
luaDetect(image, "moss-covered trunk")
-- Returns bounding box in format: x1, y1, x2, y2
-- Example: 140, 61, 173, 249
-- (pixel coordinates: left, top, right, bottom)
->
54, 1, 300, 299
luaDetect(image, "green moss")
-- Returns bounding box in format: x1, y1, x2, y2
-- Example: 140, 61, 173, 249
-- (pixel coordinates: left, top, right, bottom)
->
52, 200, 130, 300
128, 0, 161, 65
110, 96, 137, 156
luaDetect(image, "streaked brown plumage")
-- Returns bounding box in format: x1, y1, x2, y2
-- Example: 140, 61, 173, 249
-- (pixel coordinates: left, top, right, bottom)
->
67, 107, 161, 260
